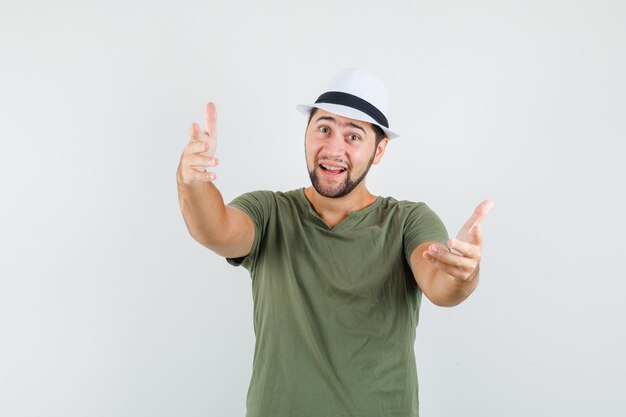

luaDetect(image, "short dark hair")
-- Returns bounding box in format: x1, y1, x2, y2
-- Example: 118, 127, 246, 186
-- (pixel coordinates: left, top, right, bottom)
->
307, 107, 387, 146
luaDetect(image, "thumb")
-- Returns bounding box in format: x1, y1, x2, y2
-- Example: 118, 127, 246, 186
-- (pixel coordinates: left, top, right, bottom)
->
190, 122, 208, 143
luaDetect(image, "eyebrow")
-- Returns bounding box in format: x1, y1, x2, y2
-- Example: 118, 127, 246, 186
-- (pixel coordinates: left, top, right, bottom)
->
314, 116, 367, 136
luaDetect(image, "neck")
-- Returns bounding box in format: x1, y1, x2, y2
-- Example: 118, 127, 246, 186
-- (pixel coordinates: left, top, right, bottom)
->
303, 182, 377, 228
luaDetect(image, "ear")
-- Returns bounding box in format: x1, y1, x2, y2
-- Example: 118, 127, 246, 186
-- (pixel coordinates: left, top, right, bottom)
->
372, 137, 389, 165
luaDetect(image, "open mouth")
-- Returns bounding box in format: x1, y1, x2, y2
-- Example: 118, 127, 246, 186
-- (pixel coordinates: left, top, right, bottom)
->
319, 163, 347, 176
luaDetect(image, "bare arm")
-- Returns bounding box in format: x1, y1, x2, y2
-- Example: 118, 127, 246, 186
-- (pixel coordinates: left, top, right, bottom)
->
410, 199, 494, 307
176, 103, 254, 258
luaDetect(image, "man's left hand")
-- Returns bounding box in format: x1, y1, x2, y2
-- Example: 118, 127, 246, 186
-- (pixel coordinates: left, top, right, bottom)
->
423, 199, 495, 282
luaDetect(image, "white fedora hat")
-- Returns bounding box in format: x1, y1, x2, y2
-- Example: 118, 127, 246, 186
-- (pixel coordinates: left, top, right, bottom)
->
296, 68, 400, 139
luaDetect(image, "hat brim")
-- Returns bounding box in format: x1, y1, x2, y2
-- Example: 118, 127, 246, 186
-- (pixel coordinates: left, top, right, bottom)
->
295, 103, 400, 139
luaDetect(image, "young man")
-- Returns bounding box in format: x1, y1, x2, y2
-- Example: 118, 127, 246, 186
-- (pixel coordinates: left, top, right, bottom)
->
176, 68, 493, 417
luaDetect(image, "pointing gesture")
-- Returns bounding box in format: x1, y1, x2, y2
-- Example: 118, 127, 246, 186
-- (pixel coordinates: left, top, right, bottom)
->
423, 199, 495, 282
177, 102, 220, 184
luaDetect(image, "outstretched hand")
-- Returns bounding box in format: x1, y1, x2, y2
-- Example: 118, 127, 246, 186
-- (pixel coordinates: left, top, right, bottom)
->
423, 199, 494, 282
177, 102, 220, 184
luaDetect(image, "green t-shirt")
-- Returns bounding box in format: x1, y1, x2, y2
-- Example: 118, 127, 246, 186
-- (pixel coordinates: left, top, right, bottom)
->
226, 188, 449, 417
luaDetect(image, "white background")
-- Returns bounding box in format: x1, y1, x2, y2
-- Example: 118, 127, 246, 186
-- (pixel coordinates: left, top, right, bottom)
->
1, 0, 625, 416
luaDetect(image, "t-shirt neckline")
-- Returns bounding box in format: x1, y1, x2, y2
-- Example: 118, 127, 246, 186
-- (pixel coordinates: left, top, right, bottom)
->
296, 187, 382, 231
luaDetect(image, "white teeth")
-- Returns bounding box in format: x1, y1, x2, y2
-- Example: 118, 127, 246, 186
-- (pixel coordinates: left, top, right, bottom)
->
322, 164, 345, 171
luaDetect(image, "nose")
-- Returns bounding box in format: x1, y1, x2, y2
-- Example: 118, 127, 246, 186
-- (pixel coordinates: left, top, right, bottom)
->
321, 131, 347, 157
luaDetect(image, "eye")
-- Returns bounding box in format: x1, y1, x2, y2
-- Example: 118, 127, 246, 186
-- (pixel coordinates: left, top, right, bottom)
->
348, 134, 361, 142
319, 125, 330, 134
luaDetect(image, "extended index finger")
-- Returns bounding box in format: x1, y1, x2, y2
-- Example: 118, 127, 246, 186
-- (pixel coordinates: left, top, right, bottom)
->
460, 199, 494, 235
204, 102, 217, 138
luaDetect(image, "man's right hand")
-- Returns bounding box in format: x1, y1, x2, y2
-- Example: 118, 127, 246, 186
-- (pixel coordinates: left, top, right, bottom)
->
177, 102, 220, 185
176, 102, 254, 257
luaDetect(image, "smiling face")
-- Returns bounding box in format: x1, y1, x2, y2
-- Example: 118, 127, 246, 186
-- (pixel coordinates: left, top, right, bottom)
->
305, 108, 388, 198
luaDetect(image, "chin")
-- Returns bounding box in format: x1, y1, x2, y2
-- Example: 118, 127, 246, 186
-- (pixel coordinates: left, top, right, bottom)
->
309, 169, 356, 199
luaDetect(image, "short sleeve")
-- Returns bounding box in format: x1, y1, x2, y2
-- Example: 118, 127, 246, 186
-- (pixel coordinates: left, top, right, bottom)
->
403, 203, 450, 262
225, 190, 275, 270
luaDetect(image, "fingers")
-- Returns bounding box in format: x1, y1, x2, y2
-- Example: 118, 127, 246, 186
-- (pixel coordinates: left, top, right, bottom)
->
186, 167, 218, 183
457, 199, 494, 241
448, 235, 481, 258
188, 154, 219, 169
460, 199, 491, 231
423, 244, 475, 269
423, 243, 479, 281
430, 198, 491, 282
178, 157, 219, 183
194, 104, 218, 156
179, 160, 218, 182
184, 140, 208, 154
178, 113, 221, 185
449, 223, 483, 254
460, 199, 494, 232
469, 223, 483, 245
190, 122, 210, 143
182, 140, 220, 168
204, 102, 217, 138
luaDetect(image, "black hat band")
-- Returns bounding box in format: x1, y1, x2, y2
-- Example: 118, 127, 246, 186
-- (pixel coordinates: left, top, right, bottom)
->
315, 91, 389, 128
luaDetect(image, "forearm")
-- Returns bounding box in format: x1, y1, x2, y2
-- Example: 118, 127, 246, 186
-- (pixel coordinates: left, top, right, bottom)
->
176, 171, 229, 247
427, 265, 480, 307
